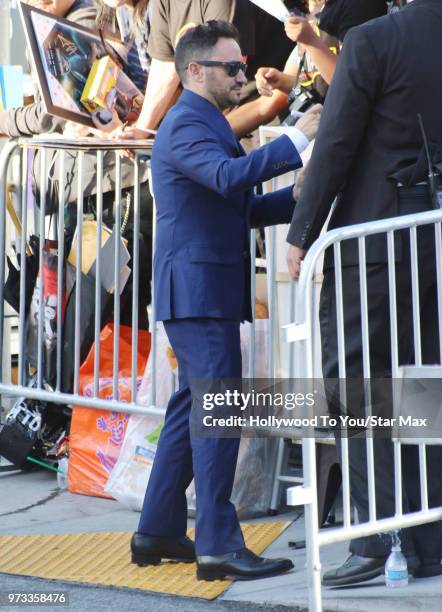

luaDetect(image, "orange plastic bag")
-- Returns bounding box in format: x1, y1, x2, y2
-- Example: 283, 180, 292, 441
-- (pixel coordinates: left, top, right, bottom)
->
68, 324, 150, 498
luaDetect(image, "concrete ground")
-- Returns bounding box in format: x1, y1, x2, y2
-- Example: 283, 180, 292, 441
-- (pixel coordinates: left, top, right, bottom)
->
1, 465, 441, 611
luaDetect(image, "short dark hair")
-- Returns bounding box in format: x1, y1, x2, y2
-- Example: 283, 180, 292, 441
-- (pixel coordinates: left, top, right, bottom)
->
174, 20, 240, 82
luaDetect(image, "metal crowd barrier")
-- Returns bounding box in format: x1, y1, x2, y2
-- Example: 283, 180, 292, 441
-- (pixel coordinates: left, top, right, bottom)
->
285, 208, 442, 611
0, 138, 165, 419
259, 126, 326, 514
0, 137, 294, 512
11, 135, 442, 612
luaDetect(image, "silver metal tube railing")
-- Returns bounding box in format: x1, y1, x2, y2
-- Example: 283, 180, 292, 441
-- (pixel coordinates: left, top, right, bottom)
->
248, 228, 256, 380
410, 226, 422, 366
17, 147, 28, 388
285, 208, 442, 612
112, 151, 122, 401
358, 237, 376, 523
56, 150, 65, 392
333, 242, 352, 529
131, 156, 141, 402
1, 137, 283, 428
0, 139, 164, 420
93, 150, 103, 398
0, 140, 19, 388
74, 151, 84, 397
37, 147, 46, 390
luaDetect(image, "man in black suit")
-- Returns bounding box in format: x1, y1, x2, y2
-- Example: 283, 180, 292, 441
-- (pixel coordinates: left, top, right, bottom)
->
286, 0, 442, 586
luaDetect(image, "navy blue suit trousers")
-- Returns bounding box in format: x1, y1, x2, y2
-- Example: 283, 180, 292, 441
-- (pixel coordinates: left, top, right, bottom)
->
138, 318, 245, 556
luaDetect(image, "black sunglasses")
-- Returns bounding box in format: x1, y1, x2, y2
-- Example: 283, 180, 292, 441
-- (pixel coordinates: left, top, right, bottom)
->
192, 60, 248, 77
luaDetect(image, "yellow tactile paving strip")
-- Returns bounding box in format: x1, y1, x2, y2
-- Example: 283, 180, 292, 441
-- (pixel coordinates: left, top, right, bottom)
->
0, 522, 290, 600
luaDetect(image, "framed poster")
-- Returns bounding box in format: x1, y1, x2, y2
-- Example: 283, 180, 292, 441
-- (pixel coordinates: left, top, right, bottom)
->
19, 1, 144, 127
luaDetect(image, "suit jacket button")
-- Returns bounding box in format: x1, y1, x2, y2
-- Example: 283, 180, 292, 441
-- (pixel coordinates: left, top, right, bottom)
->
243, 250, 248, 258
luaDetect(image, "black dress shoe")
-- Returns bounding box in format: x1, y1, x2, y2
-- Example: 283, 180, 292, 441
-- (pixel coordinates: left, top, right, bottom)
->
131, 533, 195, 566
322, 554, 385, 587
196, 547, 294, 581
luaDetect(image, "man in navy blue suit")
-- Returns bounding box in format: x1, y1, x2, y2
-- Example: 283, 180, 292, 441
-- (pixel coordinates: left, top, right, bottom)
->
131, 20, 321, 581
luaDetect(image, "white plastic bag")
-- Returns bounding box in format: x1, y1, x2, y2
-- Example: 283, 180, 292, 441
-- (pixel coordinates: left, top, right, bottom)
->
187, 320, 277, 518
104, 325, 171, 509
104, 414, 163, 510
106, 320, 277, 517
137, 322, 175, 408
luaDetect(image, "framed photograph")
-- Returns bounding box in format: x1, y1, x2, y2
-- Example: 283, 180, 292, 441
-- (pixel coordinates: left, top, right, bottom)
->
19, 1, 144, 127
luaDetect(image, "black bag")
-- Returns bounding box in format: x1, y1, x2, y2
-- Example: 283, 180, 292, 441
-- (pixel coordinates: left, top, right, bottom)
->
0, 378, 45, 469
61, 262, 114, 393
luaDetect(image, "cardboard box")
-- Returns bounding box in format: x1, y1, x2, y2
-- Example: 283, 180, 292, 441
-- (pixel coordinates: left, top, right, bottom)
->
80, 56, 120, 114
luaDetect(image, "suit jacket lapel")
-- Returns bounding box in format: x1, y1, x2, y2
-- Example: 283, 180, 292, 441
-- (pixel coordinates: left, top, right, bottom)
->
179, 90, 243, 157
178, 91, 251, 230
204, 104, 243, 158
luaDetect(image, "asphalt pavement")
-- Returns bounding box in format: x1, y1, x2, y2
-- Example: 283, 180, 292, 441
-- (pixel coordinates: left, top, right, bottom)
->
1, 465, 441, 611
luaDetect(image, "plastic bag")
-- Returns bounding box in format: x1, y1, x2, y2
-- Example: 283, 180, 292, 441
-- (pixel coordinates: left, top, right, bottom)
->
104, 414, 163, 510
104, 323, 170, 508
137, 322, 175, 408
68, 324, 150, 498
107, 320, 276, 517
186, 319, 277, 518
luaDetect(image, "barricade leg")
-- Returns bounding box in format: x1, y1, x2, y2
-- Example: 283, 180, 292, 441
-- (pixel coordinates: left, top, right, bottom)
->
269, 438, 288, 514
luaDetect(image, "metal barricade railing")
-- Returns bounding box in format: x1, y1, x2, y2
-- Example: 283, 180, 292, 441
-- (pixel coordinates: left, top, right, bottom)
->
0, 138, 165, 419
284, 209, 442, 611
259, 126, 325, 513
0, 137, 291, 515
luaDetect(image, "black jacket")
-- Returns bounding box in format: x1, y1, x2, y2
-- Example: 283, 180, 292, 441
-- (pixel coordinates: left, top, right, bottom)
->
287, 0, 442, 266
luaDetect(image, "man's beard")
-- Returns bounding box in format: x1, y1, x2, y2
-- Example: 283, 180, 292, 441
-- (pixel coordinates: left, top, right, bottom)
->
211, 86, 242, 111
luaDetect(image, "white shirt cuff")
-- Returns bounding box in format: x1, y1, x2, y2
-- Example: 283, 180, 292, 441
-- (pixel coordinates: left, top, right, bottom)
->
285, 127, 309, 154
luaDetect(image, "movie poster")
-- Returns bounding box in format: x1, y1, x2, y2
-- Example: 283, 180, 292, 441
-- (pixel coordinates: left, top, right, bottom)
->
32, 11, 100, 118
22, 5, 143, 126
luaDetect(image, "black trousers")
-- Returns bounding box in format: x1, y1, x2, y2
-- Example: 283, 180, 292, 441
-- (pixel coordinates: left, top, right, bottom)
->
319, 223, 442, 562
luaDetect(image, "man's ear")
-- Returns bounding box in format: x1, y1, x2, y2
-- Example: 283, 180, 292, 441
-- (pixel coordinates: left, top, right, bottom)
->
187, 61, 205, 83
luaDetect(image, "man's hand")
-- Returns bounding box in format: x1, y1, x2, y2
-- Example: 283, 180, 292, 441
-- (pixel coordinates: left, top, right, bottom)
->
117, 126, 155, 140
296, 104, 322, 141
292, 163, 309, 201
255, 67, 295, 97
90, 111, 142, 159
99, 123, 154, 161
285, 16, 318, 46
287, 245, 306, 281
117, 126, 155, 160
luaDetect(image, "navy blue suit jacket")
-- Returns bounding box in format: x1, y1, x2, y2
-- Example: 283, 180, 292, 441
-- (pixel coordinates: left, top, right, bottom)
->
152, 89, 303, 322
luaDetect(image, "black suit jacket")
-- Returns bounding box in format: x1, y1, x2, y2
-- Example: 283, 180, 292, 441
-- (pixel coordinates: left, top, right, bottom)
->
287, 0, 442, 267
